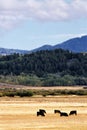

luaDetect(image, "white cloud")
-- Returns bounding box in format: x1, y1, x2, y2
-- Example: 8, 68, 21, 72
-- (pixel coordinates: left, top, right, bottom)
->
70, 0, 87, 19
0, 0, 87, 29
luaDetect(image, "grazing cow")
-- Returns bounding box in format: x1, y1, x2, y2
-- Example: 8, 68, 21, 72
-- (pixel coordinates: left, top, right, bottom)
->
54, 110, 61, 114
60, 112, 68, 117
37, 111, 45, 116
37, 109, 46, 116
69, 110, 77, 115
39, 109, 46, 114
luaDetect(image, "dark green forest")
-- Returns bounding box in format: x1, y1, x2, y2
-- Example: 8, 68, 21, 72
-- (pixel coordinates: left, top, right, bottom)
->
0, 49, 87, 86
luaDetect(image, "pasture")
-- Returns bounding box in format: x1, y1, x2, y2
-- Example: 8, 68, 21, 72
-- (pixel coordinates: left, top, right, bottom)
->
0, 95, 87, 130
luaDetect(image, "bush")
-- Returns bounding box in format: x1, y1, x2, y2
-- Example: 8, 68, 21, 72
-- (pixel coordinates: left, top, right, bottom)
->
5, 92, 15, 97
17, 90, 34, 97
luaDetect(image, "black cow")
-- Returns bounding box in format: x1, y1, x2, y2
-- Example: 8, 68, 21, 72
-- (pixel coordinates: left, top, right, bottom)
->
60, 112, 68, 117
54, 110, 61, 114
69, 110, 77, 115
37, 109, 46, 116
37, 111, 45, 116
39, 109, 46, 114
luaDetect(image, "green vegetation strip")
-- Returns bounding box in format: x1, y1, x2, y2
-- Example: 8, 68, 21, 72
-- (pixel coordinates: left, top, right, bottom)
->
0, 88, 87, 97
0, 74, 87, 86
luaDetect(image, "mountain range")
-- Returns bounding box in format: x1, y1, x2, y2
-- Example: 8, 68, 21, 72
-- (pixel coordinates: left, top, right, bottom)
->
32, 35, 87, 53
0, 35, 87, 55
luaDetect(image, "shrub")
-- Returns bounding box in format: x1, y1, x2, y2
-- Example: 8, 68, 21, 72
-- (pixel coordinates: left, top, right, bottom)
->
17, 90, 33, 97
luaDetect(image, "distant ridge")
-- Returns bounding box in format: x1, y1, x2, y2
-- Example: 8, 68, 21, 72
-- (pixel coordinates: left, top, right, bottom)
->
0, 47, 29, 55
31, 35, 87, 53
53, 35, 87, 52
0, 35, 87, 55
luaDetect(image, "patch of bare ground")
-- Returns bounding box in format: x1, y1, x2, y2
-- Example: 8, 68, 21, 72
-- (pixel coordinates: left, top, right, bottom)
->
0, 83, 84, 90
0, 96, 87, 130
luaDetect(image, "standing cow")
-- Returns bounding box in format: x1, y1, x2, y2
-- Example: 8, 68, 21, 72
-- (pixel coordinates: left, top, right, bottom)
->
69, 110, 77, 115
37, 109, 46, 116
54, 110, 61, 114
60, 112, 68, 117
37, 111, 45, 116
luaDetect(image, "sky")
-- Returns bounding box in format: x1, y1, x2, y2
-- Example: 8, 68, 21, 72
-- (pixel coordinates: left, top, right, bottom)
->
0, 0, 87, 51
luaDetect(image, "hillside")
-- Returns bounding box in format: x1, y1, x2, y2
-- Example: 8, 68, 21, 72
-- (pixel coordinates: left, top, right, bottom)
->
53, 35, 87, 52
0, 49, 87, 77
31, 35, 87, 53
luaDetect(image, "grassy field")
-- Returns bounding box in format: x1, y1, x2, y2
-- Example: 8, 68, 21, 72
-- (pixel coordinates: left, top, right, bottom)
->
0, 95, 87, 130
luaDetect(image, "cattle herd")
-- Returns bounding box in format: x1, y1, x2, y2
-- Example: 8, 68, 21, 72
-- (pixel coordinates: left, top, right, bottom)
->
37, 109, 77, 117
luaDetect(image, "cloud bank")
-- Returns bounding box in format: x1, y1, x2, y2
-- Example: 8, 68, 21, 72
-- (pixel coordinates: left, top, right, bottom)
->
0, 0, 87, 29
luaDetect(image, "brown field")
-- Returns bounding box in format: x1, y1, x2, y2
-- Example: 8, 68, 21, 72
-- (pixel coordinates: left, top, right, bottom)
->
0, 95, 87, 130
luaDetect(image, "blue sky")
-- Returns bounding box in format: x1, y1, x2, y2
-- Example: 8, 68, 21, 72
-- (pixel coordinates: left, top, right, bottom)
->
0, 0, 87, 50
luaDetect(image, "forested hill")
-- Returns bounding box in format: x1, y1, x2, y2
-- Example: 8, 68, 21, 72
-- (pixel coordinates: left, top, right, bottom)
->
0, 49, 87, 78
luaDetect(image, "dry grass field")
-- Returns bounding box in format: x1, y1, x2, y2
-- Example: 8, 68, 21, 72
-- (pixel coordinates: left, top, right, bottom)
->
0, 95, 87, 130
